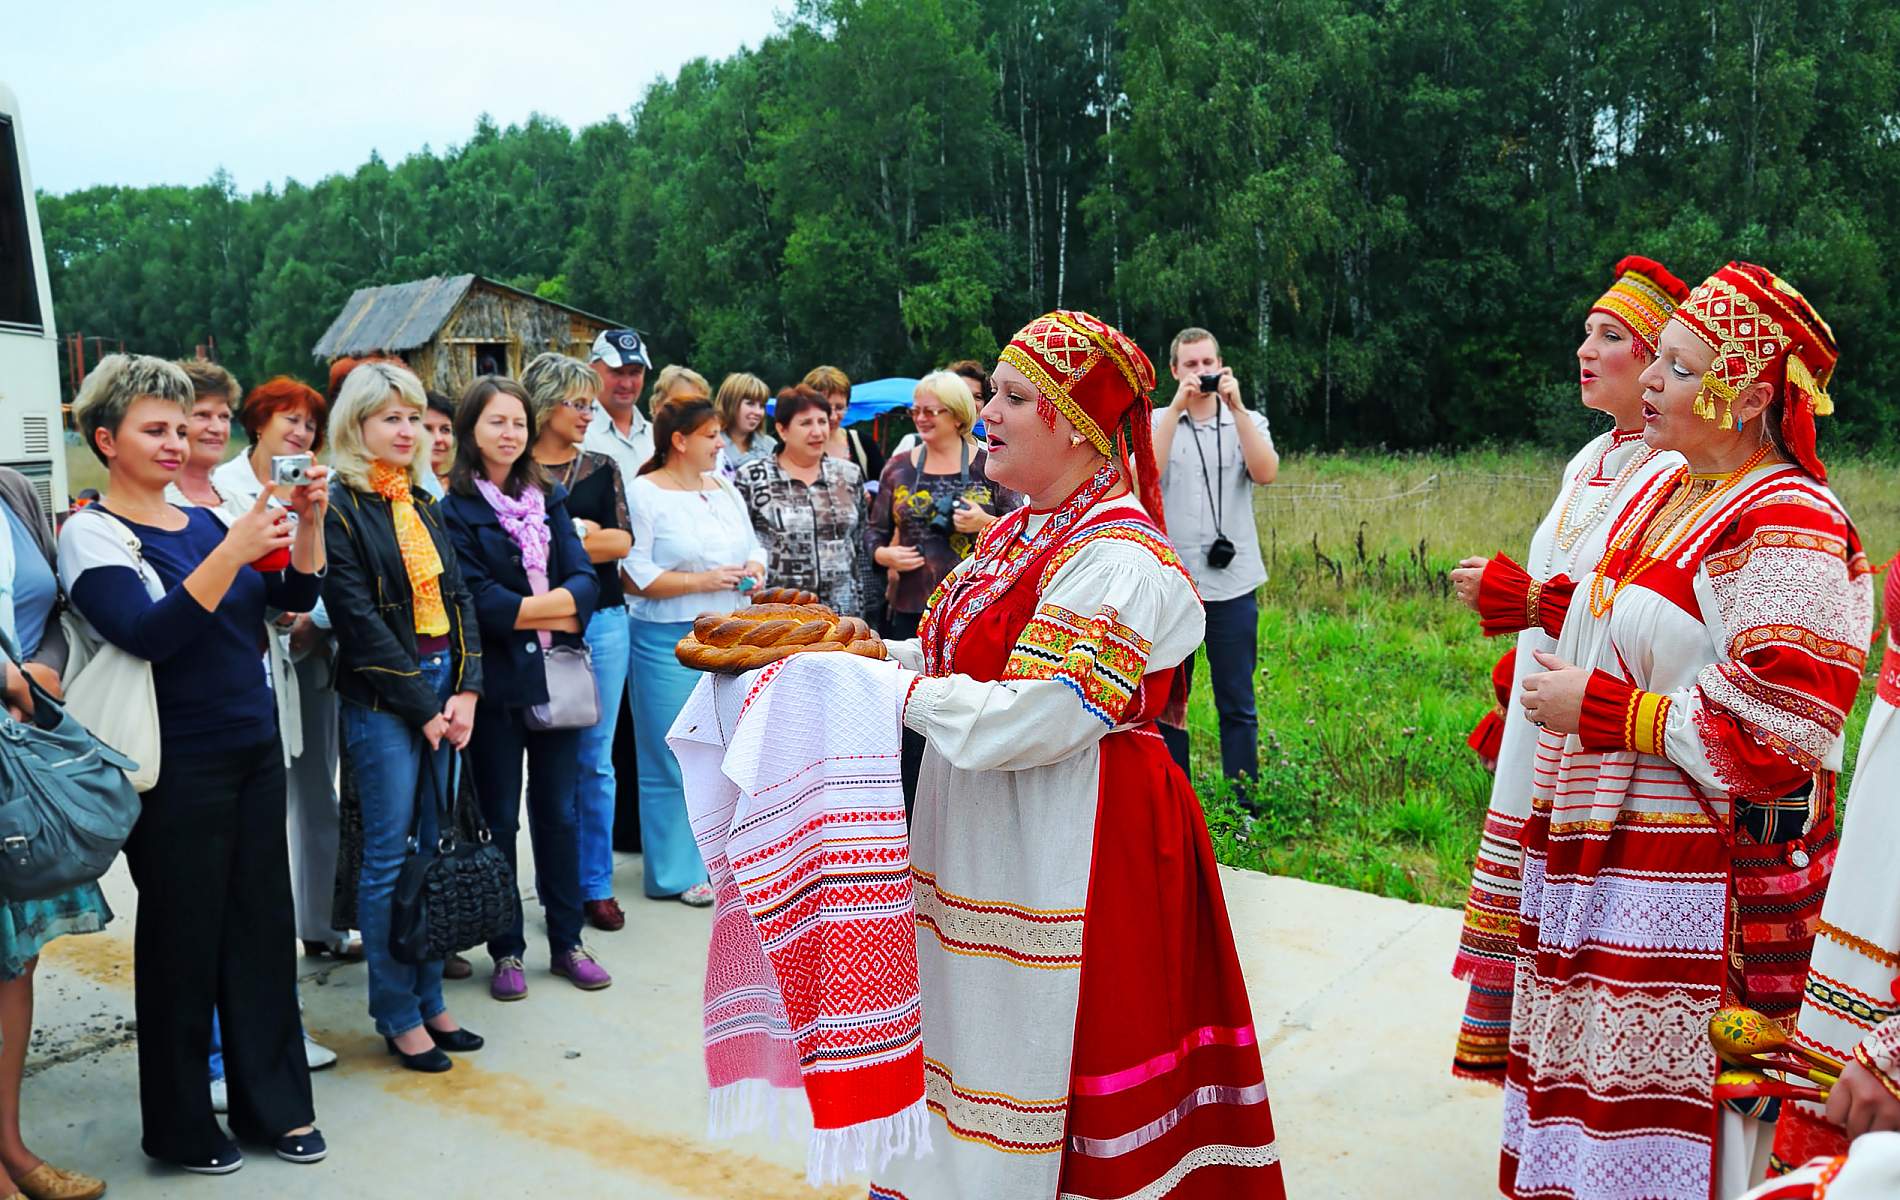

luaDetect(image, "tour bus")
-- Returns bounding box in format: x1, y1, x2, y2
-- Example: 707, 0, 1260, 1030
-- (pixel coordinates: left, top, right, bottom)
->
0, 82, 67, 515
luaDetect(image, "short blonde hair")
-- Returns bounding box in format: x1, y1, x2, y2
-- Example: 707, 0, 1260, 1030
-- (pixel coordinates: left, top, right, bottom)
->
73, 354, 194, 464
1169, 327, 1220, 368
177, 359, 241, 407
801, 365, 851, 399
714, 372, 770, 434
914, 370, 978, 442
328, 360, 428, 492
649, 363, 711, 410
521, 352, 601, 422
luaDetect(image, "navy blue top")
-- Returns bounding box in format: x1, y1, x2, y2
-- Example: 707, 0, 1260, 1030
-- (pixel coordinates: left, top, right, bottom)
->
3, 505, 56, 658
439, 485, 598, 710
67, 507, 321, 745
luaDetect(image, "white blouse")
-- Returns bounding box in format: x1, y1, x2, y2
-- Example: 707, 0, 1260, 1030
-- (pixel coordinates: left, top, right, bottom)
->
626, 473, 769, 624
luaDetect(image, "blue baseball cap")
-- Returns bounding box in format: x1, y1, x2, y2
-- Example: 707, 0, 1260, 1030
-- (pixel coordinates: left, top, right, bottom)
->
589, 329, 652, 369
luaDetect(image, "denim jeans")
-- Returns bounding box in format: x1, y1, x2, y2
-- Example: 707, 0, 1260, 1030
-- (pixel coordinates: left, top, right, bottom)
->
340, 652, 451, 1038
575, 605, 631, 901
1161, 591, 1260, 784
470, 705, 584, 961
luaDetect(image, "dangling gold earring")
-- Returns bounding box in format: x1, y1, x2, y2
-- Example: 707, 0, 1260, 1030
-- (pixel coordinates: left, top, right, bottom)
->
1069, 433, 1084, 447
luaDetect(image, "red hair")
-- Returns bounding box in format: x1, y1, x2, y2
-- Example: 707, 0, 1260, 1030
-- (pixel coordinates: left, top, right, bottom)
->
326, 352, 407, 403
241, 376, 329, 452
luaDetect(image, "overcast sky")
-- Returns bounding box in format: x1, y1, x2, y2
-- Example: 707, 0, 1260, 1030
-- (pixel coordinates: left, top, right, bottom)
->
3, 0, 785, 196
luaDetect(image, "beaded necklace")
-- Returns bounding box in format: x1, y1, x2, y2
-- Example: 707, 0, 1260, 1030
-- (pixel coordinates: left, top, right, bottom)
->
1587, 444, 1772, 618
1541, 429, 1656, 574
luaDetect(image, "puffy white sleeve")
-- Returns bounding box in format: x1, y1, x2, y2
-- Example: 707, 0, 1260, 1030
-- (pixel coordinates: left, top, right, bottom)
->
900, 537, 1203, 773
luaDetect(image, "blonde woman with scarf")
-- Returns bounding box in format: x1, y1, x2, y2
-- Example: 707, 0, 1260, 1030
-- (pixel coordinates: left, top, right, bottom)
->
322, 361, 484, 1074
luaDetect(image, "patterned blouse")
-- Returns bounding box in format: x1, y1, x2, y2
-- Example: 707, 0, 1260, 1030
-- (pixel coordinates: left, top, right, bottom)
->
733, 454, 877, 619
867, 445, 1017, 616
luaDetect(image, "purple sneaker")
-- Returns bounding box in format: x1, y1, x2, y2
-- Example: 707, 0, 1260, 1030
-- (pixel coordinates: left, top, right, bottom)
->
489, 956, 527, 1002
551, 947, 613, 991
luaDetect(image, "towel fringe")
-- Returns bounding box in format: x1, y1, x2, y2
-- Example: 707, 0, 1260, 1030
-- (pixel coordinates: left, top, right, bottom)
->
805, 1097, 934, 1186
707, 1079, 792, 1141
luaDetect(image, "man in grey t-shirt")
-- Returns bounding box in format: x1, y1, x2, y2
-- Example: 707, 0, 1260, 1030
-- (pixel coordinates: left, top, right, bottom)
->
1151, 327, 1278, 787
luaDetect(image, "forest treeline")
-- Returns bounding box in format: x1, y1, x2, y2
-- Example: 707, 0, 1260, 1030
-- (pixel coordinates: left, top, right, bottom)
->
38, 0, 1900, 449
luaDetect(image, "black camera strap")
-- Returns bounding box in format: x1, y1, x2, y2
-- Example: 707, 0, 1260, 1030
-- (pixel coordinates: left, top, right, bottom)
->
1185, 409, 1225, 538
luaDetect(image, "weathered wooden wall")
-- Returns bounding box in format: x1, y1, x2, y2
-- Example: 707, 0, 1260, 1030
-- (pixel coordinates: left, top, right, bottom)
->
425, 284, 612, 395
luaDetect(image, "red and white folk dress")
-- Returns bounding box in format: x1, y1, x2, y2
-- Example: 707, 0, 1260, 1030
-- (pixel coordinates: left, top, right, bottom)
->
1490, 459, 1872, 1200
872, 463, 1284, 1200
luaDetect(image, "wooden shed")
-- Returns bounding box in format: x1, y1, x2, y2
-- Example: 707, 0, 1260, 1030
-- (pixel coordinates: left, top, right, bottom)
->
309, 274, 625, 396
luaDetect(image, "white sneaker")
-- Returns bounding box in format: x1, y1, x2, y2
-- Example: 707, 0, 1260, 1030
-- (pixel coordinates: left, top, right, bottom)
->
304, 1035, 338, 1071
210, 1076, 228, 1114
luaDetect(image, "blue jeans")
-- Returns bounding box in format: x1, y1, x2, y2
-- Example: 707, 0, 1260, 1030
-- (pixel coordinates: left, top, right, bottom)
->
340, 652, 452, 1038
1161, 591, 1260, 784
627, 617, 710, 898
576, 606, 631, 901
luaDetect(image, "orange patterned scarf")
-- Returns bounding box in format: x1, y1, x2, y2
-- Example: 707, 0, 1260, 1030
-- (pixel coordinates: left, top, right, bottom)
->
368, 463, 449, 636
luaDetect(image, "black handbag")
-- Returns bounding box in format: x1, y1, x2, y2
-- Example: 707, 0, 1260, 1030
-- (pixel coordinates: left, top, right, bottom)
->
389, 749, 518, 965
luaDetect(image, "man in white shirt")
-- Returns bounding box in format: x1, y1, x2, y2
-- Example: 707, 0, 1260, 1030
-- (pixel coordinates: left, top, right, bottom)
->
583, 328, 655, 480
1151, 326, 1278, 788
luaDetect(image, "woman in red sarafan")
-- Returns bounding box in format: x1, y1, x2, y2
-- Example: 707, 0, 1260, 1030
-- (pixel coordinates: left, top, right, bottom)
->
1484, 263, 1874, 1200
1447, 256, 1688, 1086
871, 310, 1284, 1200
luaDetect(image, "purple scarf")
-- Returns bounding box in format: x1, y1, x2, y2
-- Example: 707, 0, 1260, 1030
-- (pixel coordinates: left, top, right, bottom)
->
475, 478, 554, 645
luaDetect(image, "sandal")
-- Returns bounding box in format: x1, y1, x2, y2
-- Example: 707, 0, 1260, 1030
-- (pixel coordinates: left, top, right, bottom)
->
678, 882, 716, 908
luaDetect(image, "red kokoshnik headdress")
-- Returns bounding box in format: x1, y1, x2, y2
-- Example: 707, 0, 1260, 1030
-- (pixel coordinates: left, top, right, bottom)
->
1674, 261, 1841, 481
1590, 255, 1690, 357
998, 309, 1166, 528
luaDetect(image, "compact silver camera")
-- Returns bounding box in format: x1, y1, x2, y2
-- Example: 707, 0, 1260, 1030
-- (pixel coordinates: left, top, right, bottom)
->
270, 453, 314, 487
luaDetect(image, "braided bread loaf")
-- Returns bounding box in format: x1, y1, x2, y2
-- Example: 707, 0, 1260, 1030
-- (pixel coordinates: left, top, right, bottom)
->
674, 597, 886, 674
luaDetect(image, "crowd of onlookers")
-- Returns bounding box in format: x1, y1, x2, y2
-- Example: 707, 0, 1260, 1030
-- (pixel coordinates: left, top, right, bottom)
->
0, 322, 1275, 1192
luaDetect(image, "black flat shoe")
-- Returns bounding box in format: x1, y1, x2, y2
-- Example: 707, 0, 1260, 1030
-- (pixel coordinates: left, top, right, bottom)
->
168, 1140, 244, 1175
275, 1128, 328, 1164
427, 1025, 484, 1052
384, 1035, 452, 1073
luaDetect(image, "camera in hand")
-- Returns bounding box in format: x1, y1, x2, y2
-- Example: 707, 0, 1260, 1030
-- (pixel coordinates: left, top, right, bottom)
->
1197, 373, 1223, 395
270, 453, 314, 487
927, 492, 961, 537
1206, 534, 1237, 569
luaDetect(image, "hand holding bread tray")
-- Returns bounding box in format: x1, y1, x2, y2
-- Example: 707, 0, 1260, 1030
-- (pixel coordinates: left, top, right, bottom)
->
674, 587, 888, 674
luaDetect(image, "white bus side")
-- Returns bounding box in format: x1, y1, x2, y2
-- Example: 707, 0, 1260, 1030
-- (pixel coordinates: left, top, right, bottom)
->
0, 82, 67, 515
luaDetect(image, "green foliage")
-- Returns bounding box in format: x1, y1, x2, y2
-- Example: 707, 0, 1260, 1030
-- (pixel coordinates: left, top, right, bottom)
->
35, 0, 1900, 453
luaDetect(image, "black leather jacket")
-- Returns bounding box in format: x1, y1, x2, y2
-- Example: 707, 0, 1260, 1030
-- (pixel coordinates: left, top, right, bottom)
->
322, 481, 482, 727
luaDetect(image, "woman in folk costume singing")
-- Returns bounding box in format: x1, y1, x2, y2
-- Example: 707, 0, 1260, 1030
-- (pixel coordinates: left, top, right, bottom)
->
1447, 256, 1689, 1083
1772, 552, 1900, 1168
1482, 262, 1874, 1200
872, 310, 1283, 1200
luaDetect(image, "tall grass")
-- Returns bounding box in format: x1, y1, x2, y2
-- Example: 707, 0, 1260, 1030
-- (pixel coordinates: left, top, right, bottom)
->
1183, 446, 1897, 907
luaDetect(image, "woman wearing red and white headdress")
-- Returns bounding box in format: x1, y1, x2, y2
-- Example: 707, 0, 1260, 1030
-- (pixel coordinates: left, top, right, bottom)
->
1486, 263, 1874, 1200
1447, 256, 1690, 1084
873, 311, 1284, 1199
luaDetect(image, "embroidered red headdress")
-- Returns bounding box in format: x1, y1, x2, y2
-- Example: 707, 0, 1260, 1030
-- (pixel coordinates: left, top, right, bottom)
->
1590, 255, 1690, 358
998, 309, 1165, 526
1674, 261, 1840, 481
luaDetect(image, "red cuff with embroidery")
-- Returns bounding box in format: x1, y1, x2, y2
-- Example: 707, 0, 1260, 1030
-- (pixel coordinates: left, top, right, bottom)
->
1476, 555, 1574, 638
1578, 670, 1671, 755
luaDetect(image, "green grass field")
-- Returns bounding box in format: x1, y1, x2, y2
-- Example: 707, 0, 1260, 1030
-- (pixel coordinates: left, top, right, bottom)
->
1181, 447, 1899, 907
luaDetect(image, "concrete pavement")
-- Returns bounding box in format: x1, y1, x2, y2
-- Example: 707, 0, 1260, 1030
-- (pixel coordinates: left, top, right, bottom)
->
24, 853, 1502, 1198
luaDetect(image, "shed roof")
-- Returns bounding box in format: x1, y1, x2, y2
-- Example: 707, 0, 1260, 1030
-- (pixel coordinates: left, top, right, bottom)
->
309, 274, 625, 361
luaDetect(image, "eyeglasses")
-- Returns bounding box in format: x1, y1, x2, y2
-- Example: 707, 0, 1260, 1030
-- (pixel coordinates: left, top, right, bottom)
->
555, 398, 592, 412
910, 406, 949, 420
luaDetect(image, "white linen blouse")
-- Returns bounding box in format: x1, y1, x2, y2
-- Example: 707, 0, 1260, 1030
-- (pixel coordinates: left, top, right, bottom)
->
626, 473, 768, 624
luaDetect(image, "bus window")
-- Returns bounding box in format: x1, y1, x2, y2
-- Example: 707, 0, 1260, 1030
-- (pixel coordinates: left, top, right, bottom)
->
0, 116, 43, 332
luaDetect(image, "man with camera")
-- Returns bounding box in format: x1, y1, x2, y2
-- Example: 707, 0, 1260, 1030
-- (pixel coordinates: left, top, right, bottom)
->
1151, 327, 1278, 788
